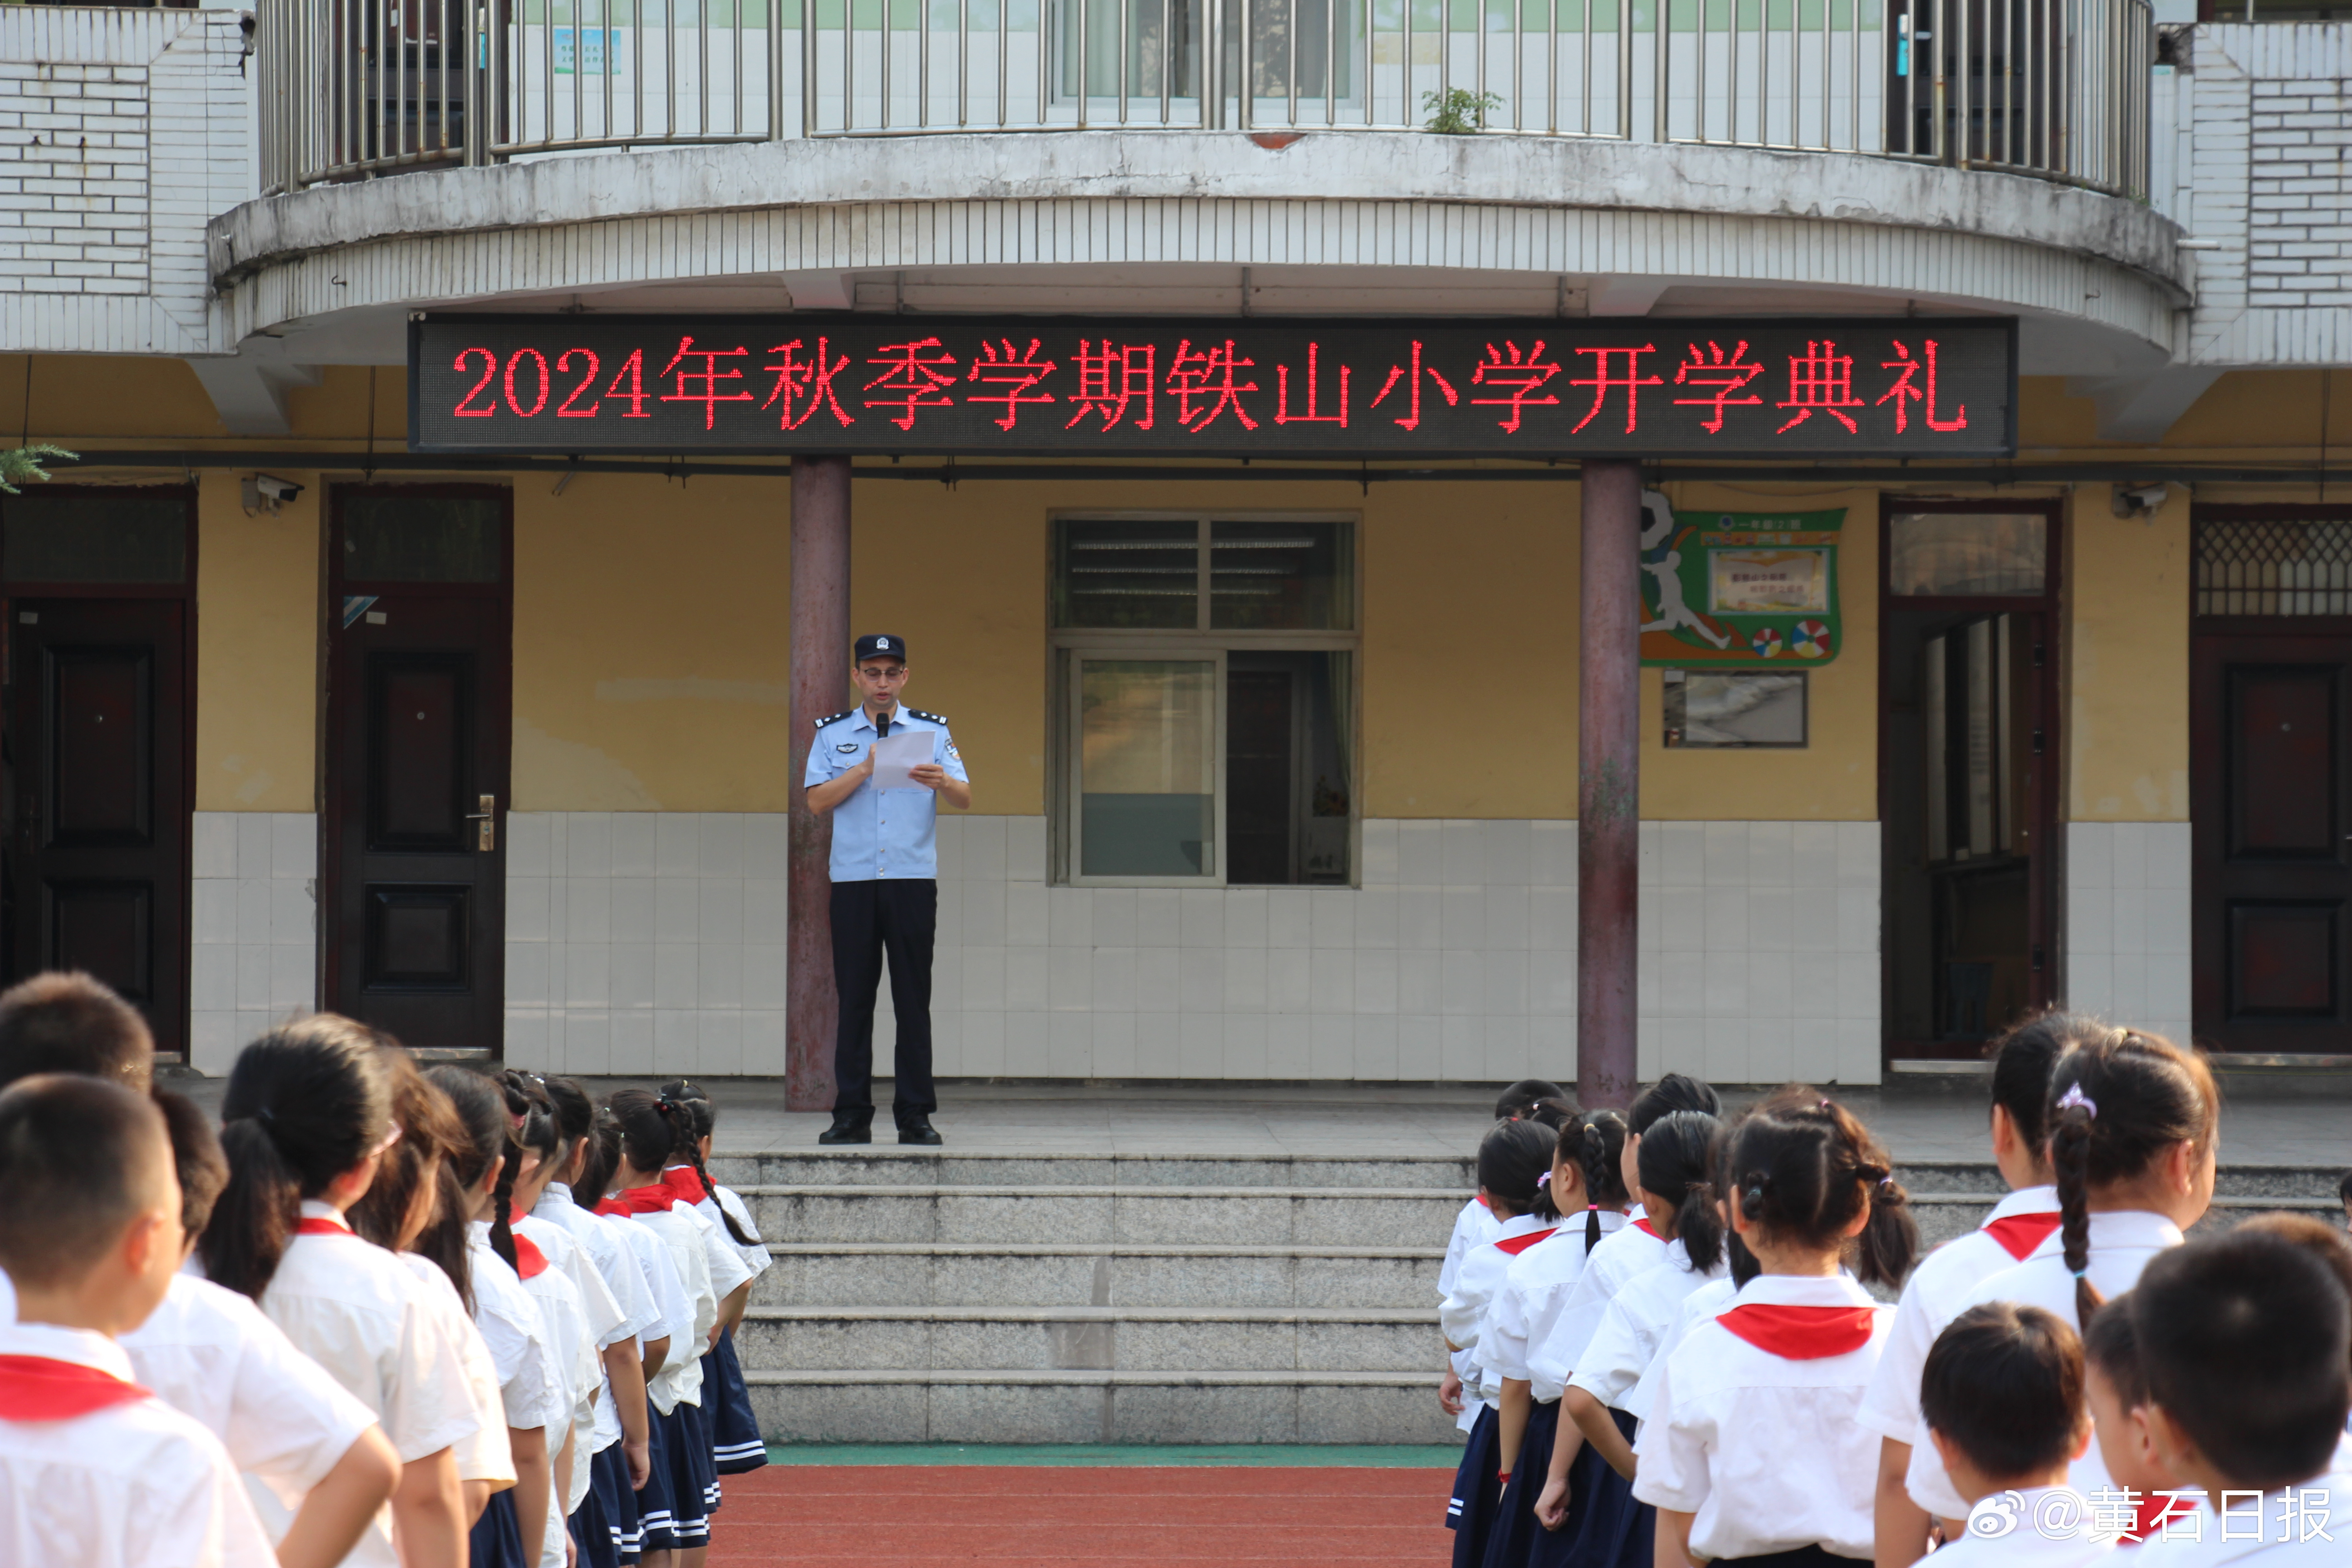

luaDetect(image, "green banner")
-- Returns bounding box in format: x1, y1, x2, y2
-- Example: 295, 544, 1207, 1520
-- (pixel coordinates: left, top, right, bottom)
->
1639, 503, 1844, 666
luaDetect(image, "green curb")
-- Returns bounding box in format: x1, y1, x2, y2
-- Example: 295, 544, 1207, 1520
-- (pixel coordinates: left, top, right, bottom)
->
760, 1442, 1465, 1467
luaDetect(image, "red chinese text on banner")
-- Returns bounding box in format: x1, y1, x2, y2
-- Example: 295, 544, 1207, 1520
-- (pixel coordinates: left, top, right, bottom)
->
966, 338, 1060, 431
1568, 345, 1664, 436
1274, 343, 1350, 428
1167, 339, 1260, 432
659, 337, 755, 431
863, 339, 960, 431
1368, 341, 1460, 431
763, 338, 855, 431
1471, 341, 1566, 434
1776, 340, 1867, 434
1877, 339, 1968, 434
1066, 342, 1157, 431
1672, 341, 1766, 435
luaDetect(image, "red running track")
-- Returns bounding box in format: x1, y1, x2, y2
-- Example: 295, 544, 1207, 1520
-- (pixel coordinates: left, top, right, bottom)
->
707, 1465, 1457, 1566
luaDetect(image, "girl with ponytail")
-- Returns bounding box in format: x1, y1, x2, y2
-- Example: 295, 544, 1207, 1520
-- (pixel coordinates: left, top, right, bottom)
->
656, 1080, 772, 1482
1899, 1029, 2218, 1537
1480, 1112, 1636, 1568
1553, 1109, 1729, 1566
1633, 1090, 1916, 1568
1861, 1009, 2108, 1567
428, 1067, 562, 1568
202, 1018, 477, 1568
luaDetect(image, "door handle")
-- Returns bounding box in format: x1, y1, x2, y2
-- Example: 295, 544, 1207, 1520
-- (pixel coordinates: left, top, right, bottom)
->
464, 794, 496, 852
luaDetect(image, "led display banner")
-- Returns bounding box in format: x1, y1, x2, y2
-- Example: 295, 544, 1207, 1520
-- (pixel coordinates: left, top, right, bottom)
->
1641, 506, 1846, 667
407, 315, 2016, 459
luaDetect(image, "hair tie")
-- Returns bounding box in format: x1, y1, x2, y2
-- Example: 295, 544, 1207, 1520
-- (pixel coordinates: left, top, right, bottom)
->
1586, 1202, 1600, 1212
510, 1111, 528, 1129
2056, 1084, 2099, 1119
1536, 1171, 1551, 1189
1818, 1098, 1833, 1111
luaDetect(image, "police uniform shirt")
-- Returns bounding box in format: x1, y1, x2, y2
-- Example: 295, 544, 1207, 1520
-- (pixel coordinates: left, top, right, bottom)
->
803, 704, 969, 882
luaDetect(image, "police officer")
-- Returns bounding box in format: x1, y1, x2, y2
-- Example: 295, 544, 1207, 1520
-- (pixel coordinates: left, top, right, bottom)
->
804, 633, 970, 1146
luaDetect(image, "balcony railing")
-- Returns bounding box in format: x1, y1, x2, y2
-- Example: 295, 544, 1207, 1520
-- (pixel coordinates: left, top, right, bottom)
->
255, 0, 2151, 199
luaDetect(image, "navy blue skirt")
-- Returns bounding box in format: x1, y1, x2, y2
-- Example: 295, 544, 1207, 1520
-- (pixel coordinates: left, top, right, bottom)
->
704, 1327, 769, 1475
635, 1398, 679, 1553
1529, 1405, 1651, 1568
579, 1441, 640, 1567
1448, 1404, 1504, 1568
641, 1400, 718, 1548
569, 1460, 617, 1568
1716, 1551, 1860, 1567
1481, 1398, 1561, 1568
467, 1488, 527, 1568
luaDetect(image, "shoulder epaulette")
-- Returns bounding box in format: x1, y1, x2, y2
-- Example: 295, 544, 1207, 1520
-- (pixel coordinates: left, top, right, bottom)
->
907, 709, 948, 724
813, 710, 855, 728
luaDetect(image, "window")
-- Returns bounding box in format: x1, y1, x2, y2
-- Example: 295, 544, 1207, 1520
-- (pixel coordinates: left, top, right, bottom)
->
1054, 516, 1355, 886
1, 490, 189, 584
1888, 512, 2047, 597
2194, 511, 2352, 617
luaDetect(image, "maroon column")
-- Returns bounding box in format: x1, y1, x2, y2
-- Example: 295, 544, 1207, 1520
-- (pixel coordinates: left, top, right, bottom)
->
787, 455, 852, 1111
1578, 461, 1643, 1112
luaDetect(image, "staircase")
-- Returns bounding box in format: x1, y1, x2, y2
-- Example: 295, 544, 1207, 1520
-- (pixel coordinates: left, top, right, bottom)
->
715, 1149, 2347, 1446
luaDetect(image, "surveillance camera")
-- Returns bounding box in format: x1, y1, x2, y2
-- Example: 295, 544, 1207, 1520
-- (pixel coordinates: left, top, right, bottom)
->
2111, 481, 2170, 519
240, 474, 304, 516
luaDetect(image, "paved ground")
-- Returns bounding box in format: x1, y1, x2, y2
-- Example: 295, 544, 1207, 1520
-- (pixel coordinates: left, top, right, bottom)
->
162, 1073, 2352, 1169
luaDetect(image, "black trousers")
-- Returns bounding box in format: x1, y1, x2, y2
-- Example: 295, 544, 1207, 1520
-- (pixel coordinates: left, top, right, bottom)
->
829, 877, 937, 1122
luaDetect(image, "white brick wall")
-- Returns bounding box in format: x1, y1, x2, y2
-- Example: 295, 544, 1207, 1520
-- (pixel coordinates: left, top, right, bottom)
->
2063, 822, 2193, 1047
0, 7, 250, 354
190, 811, 318, 1077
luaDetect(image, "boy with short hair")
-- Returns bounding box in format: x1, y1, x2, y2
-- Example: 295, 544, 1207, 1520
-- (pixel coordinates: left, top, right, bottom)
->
2082, 1299, 2198, 1546
0, 1075, 276, 1568
2131, 1230, 2352, 1566
1917, 1301, 2113, 1565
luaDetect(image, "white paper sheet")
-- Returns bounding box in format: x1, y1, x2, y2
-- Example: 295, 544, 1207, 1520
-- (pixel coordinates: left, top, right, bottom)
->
868, 730, 934, 792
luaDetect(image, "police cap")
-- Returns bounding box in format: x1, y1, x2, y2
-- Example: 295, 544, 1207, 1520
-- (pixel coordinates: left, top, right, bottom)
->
854, 633, 909, 663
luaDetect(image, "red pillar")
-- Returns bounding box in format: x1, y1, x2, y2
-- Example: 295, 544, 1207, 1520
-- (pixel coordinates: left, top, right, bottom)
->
787, 456, 851, 1111
1578, 461, 1642, 1112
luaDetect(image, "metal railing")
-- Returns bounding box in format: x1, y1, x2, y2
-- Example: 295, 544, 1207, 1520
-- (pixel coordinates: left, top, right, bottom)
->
257, 0, 2151, 199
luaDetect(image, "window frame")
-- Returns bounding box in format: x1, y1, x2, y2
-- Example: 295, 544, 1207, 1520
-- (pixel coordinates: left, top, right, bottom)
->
1048, 510, 1362, 888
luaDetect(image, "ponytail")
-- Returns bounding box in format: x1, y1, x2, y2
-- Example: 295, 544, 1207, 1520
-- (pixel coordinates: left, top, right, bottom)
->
573, 1107, 622, 1210
1730, 1089, 1919, 1289
1637, 1110, 1725, 1272
2045, 1030, 2218, 1324
348, 1046, 473, 1308
1475, 1118, 1556, 1220
659, 1079, 756, 1246
426, 1066, 521, 1274
608, 1088, 681, 1180
201, 1016, 392, 1300
1578, 1111, 1631, 1254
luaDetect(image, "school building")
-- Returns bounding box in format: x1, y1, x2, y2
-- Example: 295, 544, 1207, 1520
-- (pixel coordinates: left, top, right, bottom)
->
0, 3, 2347, 1092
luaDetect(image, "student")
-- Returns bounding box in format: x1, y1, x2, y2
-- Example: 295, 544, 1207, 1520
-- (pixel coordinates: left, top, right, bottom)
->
2131, 1230, 2352, 1566
1558, 1109, 1730, 1568
655, 1080, 769, 1478
1441, 1081, 1574, 1427
1915, 1303, 2109, 1567
1901, 1031, 2219, 1531
533, 1078, 663, 1568
2082, 1300, 2195, 1545
428, 1068, 563, 1568
1864, 1010, 2096, 1568
1441, 1117, 1562, 1568
0, 970, 402, 1568
1482, 1111, 1633, 1568
601, 1089, 727, 1568
0, 1075, 276, 1568
201, 1018, 481, 1568
1635, 1093, 1919, 1568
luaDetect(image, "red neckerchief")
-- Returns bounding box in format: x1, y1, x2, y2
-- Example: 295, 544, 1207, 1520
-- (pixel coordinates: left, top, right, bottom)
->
0, 1355, 153, 1421
295, 1215, 353, 1237
1981, 1212, 2064, 1262
1495, 1227, 1559, 1257
594, 1185, 676, 1218
2129, 1489, 2200, 1544
505, 1208, 550, 1280
1715, 1303, 1879, 1360
661, 1166, 709, 1205
1631, 1216, 1661, 1240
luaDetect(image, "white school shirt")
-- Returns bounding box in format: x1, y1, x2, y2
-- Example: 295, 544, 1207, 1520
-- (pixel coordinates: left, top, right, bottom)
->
1485, 1210, 1631, 1401
121, 1270, 379, 1521
505, 1223, 600, 1535
529, 1185, 664, 1455
2130, 1473, 2352, 1568
706, 1183, 774, 1283
1440, 1212, 1561, 1406
1441, 1196, 1504, 1434
1904, 1210, 2185, 1522
626, 1204, 718, 1414
465, 1223, 562, 1434
606, 1206, 695, 1370
256, 1203, 483, 1565
1625, 1274, 1742, 1426
686, 1199, 758, 1306
514, 1209, 627, 1523
1857, 1185, 2063, 1453
396, 1252, 517, 1488
1568, 1239, 1730, 1416
1929, 1486, 2114, 1568
1532, 1217, 1670, 1400
0, 1319, 278, 1568
1633, 1271, 1896, 1563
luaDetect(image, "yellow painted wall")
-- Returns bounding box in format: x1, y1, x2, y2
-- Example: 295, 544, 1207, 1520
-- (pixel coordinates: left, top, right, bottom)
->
2064, 483, 2191, 823
194, 473, 322, 811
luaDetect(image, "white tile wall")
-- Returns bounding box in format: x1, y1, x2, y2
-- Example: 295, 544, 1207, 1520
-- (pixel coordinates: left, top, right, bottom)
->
2062, 822, 2194, 1044
502, 813, 1882, 1084
190, 811, 317, 1076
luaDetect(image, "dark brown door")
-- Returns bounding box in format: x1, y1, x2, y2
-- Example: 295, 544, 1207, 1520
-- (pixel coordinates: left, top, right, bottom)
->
323, 488, 511, 1054
6, 599, 191, 1052
2192, 632, 2352, 1051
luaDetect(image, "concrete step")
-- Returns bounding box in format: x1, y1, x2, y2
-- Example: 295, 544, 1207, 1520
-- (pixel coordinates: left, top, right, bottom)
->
744, 1368, 1464, 1446
740, 1184, 1465, 1245
755, 1243, 1443, 1309
713, 1150, 1472, 1190
738, 1305, 1435, 1374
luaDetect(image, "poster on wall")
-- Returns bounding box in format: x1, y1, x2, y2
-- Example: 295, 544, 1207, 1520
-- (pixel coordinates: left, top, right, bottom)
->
1639, 500, 1844, 666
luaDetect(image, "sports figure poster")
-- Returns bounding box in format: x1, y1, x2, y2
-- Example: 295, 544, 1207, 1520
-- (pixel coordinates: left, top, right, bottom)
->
1638, 498, 1845, 667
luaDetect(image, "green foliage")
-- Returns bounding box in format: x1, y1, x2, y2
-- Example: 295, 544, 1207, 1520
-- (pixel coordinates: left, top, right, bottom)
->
1421, 87, 1503, 134
0, 445, 73, 495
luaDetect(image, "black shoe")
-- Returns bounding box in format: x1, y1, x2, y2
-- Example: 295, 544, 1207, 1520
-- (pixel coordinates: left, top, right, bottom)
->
897, 1115, 944, 1147
818, 1112, 872, 1146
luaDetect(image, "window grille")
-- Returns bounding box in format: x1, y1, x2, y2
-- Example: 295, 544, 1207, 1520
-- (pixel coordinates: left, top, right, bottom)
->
2195, 517, 2352, 616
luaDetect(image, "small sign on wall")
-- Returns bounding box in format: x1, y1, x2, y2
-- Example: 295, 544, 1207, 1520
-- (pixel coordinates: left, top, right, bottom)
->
1641, 502, 1845, 667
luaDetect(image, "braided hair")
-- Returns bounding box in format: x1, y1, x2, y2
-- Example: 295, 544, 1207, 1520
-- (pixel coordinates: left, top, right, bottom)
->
1577, 1110, 1631, 1253
2048, 1030, 2218, 1323
1987, 1010, 2106, 1180
428, 1066, 522, 1273
1730, 1089, 1918, 1288
658, 1078, 756, 1245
